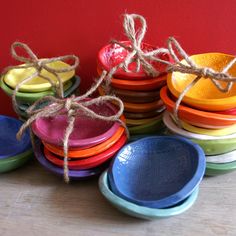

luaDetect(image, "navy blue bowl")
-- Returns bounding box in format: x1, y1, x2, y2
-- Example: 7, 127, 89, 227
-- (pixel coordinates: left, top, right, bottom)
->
108, 136, 205, 209
0, 115, 31, 159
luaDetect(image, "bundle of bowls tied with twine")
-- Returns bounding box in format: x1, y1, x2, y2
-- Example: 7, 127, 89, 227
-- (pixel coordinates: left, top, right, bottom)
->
14, 53, 129, 182
160, 37, 236, 176
97, 14, 172, 137
0, 115, 33, 173
99, 136, 205, 220
1, 42, 81, 121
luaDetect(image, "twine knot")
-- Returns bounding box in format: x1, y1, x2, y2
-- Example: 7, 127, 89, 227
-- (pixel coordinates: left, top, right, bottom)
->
2, 42, 79, 115
110, 14, 169, 78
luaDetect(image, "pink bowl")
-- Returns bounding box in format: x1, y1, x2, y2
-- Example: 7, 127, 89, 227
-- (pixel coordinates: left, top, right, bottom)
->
32, 101, 122, 148
97, 41, 170, 80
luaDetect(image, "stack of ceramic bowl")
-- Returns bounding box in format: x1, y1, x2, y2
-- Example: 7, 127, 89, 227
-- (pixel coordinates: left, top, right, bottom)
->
97, 41, 172, 136
161, 53, 236, 176
1, 60, 80, 121
0, 115, 33, 173
99, 136, 205, 220
31, 101, 128, 180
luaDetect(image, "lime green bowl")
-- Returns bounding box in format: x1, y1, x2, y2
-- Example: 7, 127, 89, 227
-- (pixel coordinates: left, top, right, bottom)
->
0, 149, 33, 173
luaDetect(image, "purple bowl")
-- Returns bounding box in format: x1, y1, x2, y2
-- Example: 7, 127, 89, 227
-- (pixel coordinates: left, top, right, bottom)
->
34, 140, 109, 180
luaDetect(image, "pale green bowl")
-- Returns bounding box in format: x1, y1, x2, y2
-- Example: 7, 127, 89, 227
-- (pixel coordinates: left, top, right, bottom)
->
99, 171, 199, 220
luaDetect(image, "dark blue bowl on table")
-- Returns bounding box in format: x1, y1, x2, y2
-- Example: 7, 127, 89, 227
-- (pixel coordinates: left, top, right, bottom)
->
108, 136, 206, 209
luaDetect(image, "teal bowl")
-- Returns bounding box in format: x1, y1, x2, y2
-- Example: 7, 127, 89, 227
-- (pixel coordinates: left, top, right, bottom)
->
0, 149, 33, 173
99, 171, 199, 220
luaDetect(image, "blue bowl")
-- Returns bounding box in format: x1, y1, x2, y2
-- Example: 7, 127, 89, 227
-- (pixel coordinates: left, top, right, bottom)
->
108, 136, 205, 209
0, 115, 31, 159
99, 171, 199, 220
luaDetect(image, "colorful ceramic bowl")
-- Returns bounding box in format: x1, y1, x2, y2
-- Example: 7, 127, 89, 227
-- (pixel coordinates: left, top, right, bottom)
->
129, 118, 164, 135
99, 171, 199, 220
97, 67, 167, 91
163, 111, 236, 140
126, 114, 163, 127
167, 53, 236, 111
160, 86, 236, 128
97, 41, 169, 79
34, 140, 108, 179
108, 136, 205, 208
181, 120, 236, 136
0, 149, 33, 173
0, 115, 31, 159
3, 60, 75, 92
44, 134, 127, 170
205, 161, 236, 176
32, 101, 123, 148
206, 150, 236, 164
105, 87, 161, 103
43, 128, 125, 158
124, 108, 165, 119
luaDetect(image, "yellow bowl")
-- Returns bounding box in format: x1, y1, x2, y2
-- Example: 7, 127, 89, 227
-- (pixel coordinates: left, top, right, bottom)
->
3, 60, 75, 92
167, 53, 236, 111
182, 120, 236, 136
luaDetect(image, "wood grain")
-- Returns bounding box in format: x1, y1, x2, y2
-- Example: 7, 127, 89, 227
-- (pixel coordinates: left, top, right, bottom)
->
0, 159, 236, 236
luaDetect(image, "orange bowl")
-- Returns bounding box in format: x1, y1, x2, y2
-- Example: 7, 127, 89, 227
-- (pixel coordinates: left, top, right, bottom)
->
43, 126, 125, 158
160, 86, 236, 127
97, 66, 166, 91
167, 53, 236, 111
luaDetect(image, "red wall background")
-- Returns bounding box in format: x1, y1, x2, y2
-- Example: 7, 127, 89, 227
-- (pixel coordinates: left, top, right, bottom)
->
1, 0, 236, 116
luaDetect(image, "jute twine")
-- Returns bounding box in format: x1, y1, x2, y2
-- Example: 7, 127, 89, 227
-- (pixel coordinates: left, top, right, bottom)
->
2, 42, 79, 114
163, 37, 236, 126
103, 14, 169, 91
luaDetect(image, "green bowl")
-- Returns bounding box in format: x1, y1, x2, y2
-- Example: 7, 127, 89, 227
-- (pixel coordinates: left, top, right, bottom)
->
129, 118, 165, 135
0, 149, 33, 173
205, 161, 236, 176
1, 75, 80, 103
99, 171, 199, 220
191, 138, 236, 156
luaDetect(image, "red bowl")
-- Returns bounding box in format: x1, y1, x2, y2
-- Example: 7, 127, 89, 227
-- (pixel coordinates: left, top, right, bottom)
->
97, 41, 170, 80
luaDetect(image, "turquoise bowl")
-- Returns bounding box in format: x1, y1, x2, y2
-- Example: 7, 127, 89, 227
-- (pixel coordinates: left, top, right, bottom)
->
99, 171, 199, 220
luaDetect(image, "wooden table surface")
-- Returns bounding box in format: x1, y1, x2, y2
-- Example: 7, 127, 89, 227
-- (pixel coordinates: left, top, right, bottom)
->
0, 158, 236, 236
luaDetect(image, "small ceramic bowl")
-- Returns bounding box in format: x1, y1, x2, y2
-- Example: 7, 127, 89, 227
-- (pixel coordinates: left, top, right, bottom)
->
181, 120, 236, 136
167, 53, 236, 111
160, 86, 236, 128
163, 111, 236, 140
108, 136, 205, 208
103, 87, 161, 103
32, 101, 123, 148
126, 114, 163, 127
34, 140, 109, 179
97, 67, 167, 91
0, 149, 33, 173
3, 60, 75, 92
99, 171, 199, 220
205, 161, 236, 176
97, 41, 169, 79
206, 150, 236, 164
44, 134, 127, 170
0, 115, 31, 159
129, 118, 164, 135
42, 128, 125, 158
124, 107, 165, 119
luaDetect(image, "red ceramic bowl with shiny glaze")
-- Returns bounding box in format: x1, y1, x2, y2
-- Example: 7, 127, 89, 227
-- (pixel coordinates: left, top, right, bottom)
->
97, 41, 170, 80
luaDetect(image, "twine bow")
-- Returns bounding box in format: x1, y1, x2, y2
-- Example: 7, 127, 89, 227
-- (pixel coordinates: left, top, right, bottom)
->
2, 42, 79, 114
108, 14, 169, 81
16, 70, 128, 183
165, 37, 236, 125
